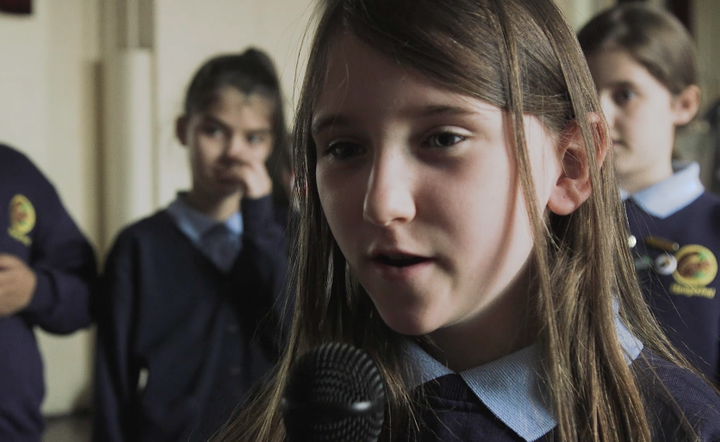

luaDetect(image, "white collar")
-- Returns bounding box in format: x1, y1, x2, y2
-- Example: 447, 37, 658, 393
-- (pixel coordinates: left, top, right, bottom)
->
166, 192, 242, 243
402, 311, 643, 441
621, 162, 704, 219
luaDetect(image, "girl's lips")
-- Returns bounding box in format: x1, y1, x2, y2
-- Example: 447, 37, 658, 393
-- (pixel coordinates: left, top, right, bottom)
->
372, 254, 429, 267
369, 252, 434, 278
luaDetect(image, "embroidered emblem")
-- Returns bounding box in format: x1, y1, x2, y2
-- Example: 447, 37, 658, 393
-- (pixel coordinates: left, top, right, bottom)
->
7, 194, 35, 246
669, 245, 717, 299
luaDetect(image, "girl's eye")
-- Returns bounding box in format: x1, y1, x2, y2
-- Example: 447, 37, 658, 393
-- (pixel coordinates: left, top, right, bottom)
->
201, 125, 225, 138
323, 141, 365, 161
247, 133, 269, 145
613, 88, 636, 106
424, 132, 466, 148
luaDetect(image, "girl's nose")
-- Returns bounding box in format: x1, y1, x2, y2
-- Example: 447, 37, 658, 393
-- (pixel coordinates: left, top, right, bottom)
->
225, 134, 248, 159
362, 153, 416, 226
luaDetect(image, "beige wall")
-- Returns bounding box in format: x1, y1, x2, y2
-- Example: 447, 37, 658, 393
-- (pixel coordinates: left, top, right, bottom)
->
695, 0, 720, 103
554, 0, 614, 29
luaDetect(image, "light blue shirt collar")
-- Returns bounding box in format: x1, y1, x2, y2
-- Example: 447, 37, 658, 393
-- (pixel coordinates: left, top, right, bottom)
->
402, 311, 643, 441
621, 161, 704, 219
166, 193, 243, 271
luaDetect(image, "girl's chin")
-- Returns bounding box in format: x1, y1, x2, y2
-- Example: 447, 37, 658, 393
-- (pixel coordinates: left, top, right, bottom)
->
376, 309, 443, 337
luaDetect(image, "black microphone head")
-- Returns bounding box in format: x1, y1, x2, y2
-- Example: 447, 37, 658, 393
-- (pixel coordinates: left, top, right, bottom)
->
282, 342, 385, 442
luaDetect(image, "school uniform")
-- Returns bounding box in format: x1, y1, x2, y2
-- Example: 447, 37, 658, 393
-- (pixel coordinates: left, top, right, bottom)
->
0, 144, 97, 442
93, 194, 288, 442
624, 162, 720, 383
401, 313, 720, 441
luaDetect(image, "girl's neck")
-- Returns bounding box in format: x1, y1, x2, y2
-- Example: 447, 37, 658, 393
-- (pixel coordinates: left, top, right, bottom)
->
184, 189, 242, 221
619, 160, 674, 194
425, 265, 537, 372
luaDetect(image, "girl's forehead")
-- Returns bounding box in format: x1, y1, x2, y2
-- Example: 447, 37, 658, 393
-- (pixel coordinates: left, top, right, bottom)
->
316, 34, 482, 113
207, 87, 275, 117
587, 49, 654, 86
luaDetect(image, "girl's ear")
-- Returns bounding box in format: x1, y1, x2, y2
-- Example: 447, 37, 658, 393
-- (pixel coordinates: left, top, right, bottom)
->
547, 113, 608, 216
176, 116, 189, 146
672, 84, 701, 126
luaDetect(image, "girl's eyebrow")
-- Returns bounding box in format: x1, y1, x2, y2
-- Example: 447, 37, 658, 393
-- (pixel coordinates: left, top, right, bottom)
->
312, 104, 479, 136
604, 80, 636, 89
201, 115, 273, 134
312, 114, 352, 137
200, 115, 232, 130
418, 104, 477, 118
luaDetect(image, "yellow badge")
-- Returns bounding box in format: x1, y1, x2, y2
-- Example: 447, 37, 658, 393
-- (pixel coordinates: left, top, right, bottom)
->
669, 244, 717, 299
7, 194, 35, 246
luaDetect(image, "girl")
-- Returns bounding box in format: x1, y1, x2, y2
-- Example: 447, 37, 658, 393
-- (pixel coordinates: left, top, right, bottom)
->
216, 1, 720, 441
93, 48, 290, 442
579, 4, 720, 385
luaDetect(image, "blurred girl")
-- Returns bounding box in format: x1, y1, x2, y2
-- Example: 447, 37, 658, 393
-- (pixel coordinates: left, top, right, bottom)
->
579, 4, 720, 385
93, 48, 290, 442
217, 1, 720, 441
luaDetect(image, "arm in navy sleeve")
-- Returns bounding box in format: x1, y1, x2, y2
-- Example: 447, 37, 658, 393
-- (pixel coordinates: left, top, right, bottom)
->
93, 232, 141, 442
20, 167, 97, 334
241, 195, 292, 341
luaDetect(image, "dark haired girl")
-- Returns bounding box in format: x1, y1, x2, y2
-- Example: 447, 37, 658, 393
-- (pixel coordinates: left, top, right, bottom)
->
93, 47, 290, 442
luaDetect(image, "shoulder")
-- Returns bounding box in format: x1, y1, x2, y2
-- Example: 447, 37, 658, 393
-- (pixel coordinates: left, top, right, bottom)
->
108, 211, 177, 253
634, 350, 720, 440
700, 191, 720, 219
0, 144, 48, 178
0, 144, 55, 197
0, 143, 33, 164
672, 191, 720, 220
689, 191, 720, 235
638, 350, 719, 404
689, 191, 720, 209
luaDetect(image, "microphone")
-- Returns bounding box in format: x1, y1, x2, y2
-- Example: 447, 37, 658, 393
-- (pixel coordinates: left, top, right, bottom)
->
281, 342, 385, 442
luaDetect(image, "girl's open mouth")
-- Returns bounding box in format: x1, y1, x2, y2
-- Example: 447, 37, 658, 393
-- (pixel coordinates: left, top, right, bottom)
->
373, 254, 430, 268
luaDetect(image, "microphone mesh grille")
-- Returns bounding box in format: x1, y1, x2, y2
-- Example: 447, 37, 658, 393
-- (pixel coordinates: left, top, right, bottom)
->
283, 342, 385, 442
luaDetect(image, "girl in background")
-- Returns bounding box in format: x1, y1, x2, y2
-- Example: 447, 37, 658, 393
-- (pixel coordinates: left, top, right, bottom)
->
93, 48, 290, 442
217, 0, 720, 441
579, 4, 720, 385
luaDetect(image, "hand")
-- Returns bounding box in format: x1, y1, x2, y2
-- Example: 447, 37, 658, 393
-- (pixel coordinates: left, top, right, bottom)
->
238, 159, 273, 199
0, 254, 37, 317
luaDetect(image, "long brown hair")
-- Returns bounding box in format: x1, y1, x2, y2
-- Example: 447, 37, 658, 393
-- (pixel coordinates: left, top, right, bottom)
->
214, 0, 691, 440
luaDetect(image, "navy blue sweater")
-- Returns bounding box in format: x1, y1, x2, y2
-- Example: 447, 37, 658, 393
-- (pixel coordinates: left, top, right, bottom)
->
403, 350, 720, 441
93, 197, 288, 442
0, 144, 97, 441
626, 193, 720, 383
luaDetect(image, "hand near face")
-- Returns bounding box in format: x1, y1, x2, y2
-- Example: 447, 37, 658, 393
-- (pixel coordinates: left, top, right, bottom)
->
238, 158, 273, 199
179, 88, 277, 203
0, 253, 37, 317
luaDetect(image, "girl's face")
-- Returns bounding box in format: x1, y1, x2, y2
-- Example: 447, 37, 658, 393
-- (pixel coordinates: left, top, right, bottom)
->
313, 34, 563, 343
585, 50, 687, 192
181, 87, 275, 203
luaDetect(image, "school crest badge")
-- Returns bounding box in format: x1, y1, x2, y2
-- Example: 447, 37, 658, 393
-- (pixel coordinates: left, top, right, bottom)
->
669, 244, 717, 299
7, 194, 35, 246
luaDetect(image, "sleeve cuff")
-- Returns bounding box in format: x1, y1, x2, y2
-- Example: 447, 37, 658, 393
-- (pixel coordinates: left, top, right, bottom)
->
24, 271, 54, 316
